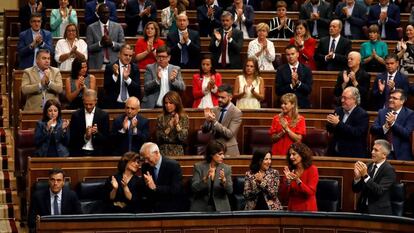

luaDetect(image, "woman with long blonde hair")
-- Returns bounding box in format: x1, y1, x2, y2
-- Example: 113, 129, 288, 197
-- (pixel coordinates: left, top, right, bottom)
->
269, 93, 306, 156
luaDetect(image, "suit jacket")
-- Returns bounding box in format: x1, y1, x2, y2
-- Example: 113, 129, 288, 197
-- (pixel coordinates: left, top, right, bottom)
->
21, 66, 63, 111
142, 63, 186, 108
244, 0, 261, 11
28, 187, 81, 229
333, 69, 371, 109
371, 71, 409, 110
103, 61, 140, 109
190, 161, 233, 211
125, 0, 157, 36
352, 161, 396, 214
141, 156, 187, 212
34, 119, 70, 157
202, 103, 242, 156
209, 28, 243, 69
334, 2, 367, 39
19, 3, 47, 32
69, 107, 110, 156
275, 63, 313, 108
167, 29, 201, 69
111, 113, 149, 155
299, 1, 332, 38
85, 0, 118, 25
197, 4, 223, 37
368, 3, 400, 40
326, 106, 369, 158
50, 8, 78, 37
315, 36, 352, 71
18, 29, 54, 69
226, 4, 255, 38
86, 20, 125, 69
370, 107, 414, 161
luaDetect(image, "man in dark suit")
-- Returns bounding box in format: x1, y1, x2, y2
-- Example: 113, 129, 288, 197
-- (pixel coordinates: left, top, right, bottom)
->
125, 0, 157, 36
140, 142, 187, 212
209, 11, 243, 69
352, 139, 396, 214
85, 0, 118, 25
202, 84, 242, 156
167, 13, 200, 69
104, 44, 140, 109
226, 0, 255, 38
18, 13, 53, 69
334, 0, 367, 39
299, 0, 332, 38
368, 0, 400, 40
327, 87, 369, 158
370, 89, 414, 161
111, 97, 149, 155
371, 53, 409, 110
197, 0, 223, 37
276, 45, 313, 109
244, 0, 261, 11
315, 19, 352, 71
28, 168, 81, 232
19, 0, 47, 32
69, 89, 110, 156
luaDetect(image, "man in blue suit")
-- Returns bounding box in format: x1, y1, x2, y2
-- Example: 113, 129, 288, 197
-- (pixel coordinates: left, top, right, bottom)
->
368, 0, 400, 40
85, 0, 118, 25
327, 87, 369, 158
18, 13, 53, 69
372, 53, 408, 110
370, 89, 414, 161
111, 97, 149, 155
125, 0, 157, 36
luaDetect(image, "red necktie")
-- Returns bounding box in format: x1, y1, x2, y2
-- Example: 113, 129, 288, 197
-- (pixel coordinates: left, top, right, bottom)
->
292, 67, 296, 73
221, 32, 227, 67
104, 25, 109, 61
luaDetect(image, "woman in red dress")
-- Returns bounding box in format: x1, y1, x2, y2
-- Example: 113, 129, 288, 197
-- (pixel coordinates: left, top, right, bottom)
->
269, 93, 306, 156
134, 21, 165, 70
280, 142, 319, 211
289, 20, 317, 70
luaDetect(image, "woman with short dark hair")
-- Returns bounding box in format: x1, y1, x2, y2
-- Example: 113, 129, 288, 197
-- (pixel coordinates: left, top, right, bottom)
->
244, 149, 282, 210
135, 21, 165, 69
191, 140, 233, 211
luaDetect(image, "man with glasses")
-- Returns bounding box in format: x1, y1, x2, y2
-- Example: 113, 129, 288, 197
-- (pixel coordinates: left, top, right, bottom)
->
142, 45, 185, 108
370, 89, 414, 161
372, 53, 408, 110
111, 97, 149, 155
326, 86, 369, 158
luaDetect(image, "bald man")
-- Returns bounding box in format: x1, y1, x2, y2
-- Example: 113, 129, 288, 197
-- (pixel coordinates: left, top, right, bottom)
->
166, 13, 200, 69
111, 97, 149, 155
315, 19, 352, 71
334, 51, 370, 108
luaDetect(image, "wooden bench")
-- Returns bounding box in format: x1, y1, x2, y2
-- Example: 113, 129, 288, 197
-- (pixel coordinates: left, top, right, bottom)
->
27, 156, 414, 214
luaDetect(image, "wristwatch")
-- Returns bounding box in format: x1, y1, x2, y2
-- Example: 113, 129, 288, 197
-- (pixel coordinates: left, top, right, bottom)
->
363, 174, 369, 179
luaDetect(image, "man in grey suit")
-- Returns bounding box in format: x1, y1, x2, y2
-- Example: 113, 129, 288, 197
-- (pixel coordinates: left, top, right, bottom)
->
202, 84, 242, 156
352, 139, 396, 215
142, 45, 185, 108
86, 4, 125, 70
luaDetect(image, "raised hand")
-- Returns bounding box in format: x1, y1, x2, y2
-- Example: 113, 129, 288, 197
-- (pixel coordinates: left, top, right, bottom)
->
214, 29, 221, 42
208, 165, 216, 180
123, 116, 129, 131
169, 69, 178, 81
62, 119, 70, 130
111, 176, 119, 189
123, 64, 131, 80
219, 168, 226, 184
143, 171, 156, 190
378, 79, 385, 93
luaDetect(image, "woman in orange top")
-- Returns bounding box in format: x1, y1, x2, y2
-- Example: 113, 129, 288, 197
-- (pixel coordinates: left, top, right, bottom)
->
269, 93, 306, 156
134, 21, 165, 70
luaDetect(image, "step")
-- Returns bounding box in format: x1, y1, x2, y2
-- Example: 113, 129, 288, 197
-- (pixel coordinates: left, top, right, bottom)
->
0, 144, 13, 158
0, 157, 14, 171
0, 204, 20, 220
0, 129, 13, 145
0, 190, 19, 205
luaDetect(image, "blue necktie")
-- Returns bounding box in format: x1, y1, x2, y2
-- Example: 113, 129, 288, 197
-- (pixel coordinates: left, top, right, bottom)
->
120, 66, 128, 102
181, 44, 189, 64
218, 108, 227, 123
53, 195, 60, 215
128, 121, 133, 151
330, 39, 336, 53
153, 167, 158, 181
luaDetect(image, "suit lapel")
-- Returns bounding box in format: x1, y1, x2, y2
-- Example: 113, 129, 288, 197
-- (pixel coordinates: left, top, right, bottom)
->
45, 190, 51, 215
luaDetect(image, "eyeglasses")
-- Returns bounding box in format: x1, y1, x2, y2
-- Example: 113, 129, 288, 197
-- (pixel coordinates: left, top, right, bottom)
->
156, 55, 169, 60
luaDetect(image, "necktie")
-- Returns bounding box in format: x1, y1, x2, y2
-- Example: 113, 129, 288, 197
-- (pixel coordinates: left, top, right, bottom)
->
218, 108, 227, 123
292, 67, 296, 73
330, 39, 336, 53
369, 164, 377, 179
181, 43, 189, 65
120, 65, 128, 102
221, 32, 227, 67
386, 111, 397, 144
103, 25, 109, 61
53, 195, 60, 215
153, 167, 158, 181
128, 121, 133, 151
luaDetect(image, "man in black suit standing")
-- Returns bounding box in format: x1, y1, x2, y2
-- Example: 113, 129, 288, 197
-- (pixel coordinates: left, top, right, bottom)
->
299, 0, 332, 39
125, 0, 157, 36
209, 11, 243, 69
197, 0, 223, 37
140, 142, 187, 212
276, 45, 313, 109
19, 0, 47, 32
352, 139, 396, 215
104, 44, 140, 109
167, 13, 201, 69
69, 89, 110, 156
111, 97, 149, 155
315, 19, 352, 71
326, 86, 369, 158
28, 168, 81, 232
334, 0, 367, 39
